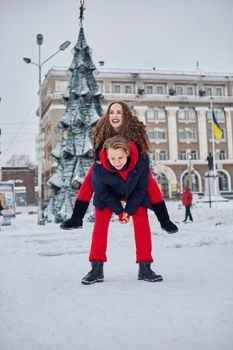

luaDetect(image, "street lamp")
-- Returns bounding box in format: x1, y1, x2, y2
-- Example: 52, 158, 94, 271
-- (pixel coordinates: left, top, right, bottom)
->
23, 34, 70, 224
188, 153, 192, 190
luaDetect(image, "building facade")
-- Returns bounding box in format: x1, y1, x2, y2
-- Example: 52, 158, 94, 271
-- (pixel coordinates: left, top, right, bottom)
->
40, 67, 233, 198
2, 166, 37, 205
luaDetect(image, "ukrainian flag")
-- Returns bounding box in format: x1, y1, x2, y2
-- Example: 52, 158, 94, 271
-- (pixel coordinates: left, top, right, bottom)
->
212, 111, 223, 140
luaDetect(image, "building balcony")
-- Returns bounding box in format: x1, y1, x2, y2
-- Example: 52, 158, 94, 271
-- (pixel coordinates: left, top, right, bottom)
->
102, 93, 233, 104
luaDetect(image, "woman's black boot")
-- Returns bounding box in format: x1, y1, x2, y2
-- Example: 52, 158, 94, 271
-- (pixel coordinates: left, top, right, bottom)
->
60, 199, 89, 230
152, 201, 178, 234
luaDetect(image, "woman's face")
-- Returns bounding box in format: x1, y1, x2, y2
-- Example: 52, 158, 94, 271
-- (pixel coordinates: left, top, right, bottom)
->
107, 147, 129, 170
108, 103, 123, 130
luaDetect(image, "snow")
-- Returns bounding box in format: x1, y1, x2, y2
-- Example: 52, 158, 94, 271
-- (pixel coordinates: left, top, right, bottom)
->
0, 201, 233, 350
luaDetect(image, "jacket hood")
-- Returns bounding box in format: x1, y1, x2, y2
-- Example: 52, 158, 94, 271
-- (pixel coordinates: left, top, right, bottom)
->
183, 186, 190, 192
99, 142, 139, 173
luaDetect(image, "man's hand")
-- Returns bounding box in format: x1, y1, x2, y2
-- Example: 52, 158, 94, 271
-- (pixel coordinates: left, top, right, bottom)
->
118, 212, 130, 224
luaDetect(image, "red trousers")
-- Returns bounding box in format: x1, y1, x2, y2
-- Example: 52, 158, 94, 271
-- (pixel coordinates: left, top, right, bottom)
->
77, 163, 163, 203
89, 207, 154, 263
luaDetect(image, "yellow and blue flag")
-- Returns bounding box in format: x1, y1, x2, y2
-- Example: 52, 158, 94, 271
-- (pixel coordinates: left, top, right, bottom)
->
212, 111, 223, 140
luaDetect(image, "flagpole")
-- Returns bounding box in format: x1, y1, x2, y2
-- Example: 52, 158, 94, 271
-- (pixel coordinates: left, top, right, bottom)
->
210, 98, 217, 205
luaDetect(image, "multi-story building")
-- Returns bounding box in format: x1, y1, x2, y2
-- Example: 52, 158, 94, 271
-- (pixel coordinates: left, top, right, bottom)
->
40, 67, 233, 199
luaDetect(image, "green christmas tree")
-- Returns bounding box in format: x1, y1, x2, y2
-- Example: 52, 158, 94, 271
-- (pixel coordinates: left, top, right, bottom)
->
46, 7, 103, 222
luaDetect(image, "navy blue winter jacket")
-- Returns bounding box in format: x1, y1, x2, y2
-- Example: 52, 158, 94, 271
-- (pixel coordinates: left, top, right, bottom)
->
91, 142, 153, 215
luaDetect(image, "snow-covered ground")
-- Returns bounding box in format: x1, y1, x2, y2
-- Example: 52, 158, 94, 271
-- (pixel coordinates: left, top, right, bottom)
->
0, 201, 233, 350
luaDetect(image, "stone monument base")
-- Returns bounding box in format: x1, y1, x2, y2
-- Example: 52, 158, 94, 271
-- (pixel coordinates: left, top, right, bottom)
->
197, 170, 229, 203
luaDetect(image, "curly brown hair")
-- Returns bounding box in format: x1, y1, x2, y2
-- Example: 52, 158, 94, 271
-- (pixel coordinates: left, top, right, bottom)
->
93, 101, 150, 154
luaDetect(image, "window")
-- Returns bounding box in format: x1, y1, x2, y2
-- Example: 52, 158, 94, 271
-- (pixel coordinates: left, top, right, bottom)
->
179, 128, 186, 140
187, 108, 196, 121
179, 128, 196, 141
155, 107, 166, 121
156, 85, 164, 95
113, 84, 121, 93
208, 109, 225, 122
159, 150, 167, 160
205, 87, 212, 96
148, 128, 166, 141
190, 150, 197, 160
219, 150, 226, 160
207, 128, 212, 140
150, 151, 156, 161
218, 171, 229, 191
158, 129, 166, 140
187, 86, 194, 95
125, 85, 132, 94
176, 86, 183, 95
182, 172, 200, 192
188, 128, 196, 140
55, 80, 68, 92
215, 87, 223, 96
215, 109, 224, 121
146, 107, 154, 122
207, 110, 212, 121
178, 109, 185, 121
146, 85, 153, 94
97, 82, 102, 90
179, 150, 187, 160
148, 128, 156, 139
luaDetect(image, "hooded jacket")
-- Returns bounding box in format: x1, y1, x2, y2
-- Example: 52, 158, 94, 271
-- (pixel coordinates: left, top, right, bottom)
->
91, 142, 153, 215
182, 187, 193, 206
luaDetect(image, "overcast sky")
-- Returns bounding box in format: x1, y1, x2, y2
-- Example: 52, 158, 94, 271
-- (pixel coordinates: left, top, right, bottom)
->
0, 0, 233, 165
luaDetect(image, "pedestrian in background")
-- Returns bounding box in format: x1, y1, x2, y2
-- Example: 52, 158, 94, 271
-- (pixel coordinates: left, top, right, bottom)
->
182, 187, 193, 222
0, 200, 4, 231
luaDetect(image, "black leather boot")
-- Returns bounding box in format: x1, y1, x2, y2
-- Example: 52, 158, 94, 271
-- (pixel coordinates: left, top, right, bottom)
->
81, 262, 104, 285
152, 201, 178, 234
138, 262, 163, 282
60, 199, 89, 230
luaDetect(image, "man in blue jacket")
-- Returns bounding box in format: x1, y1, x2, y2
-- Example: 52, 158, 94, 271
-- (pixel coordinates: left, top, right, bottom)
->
82, 136, 163, 285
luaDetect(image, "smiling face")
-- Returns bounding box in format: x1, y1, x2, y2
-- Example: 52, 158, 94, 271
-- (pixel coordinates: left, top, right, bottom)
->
108, 103, 123, 130
107, 147, 129, 170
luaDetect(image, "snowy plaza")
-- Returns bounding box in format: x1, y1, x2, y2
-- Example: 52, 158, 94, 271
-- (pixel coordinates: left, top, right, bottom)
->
0, 201, 233, 350
1, 1, 233, 350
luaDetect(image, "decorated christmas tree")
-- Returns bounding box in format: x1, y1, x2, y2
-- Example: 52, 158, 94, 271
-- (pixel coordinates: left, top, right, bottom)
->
46, 1, 103, 222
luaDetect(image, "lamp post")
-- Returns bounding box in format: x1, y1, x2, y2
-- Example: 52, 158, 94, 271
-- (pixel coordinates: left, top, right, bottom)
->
188, 154, 192, 190
23, 35, 70, 224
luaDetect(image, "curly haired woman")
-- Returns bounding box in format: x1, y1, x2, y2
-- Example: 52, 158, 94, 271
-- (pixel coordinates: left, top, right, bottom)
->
60, 101, 178, 234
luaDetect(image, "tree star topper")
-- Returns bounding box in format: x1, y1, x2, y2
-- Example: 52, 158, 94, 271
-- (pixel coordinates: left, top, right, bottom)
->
79, 0, 85, 26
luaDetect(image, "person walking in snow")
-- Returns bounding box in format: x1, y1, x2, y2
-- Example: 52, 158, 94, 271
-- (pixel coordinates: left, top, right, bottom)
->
81, 136, 163, 285
61, 101, 178, 234
0, 200, 4, 231
182, 187, 193, 222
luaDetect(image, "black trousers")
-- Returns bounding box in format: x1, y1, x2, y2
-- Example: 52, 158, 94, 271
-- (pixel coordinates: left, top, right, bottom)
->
184, 205, 193, 221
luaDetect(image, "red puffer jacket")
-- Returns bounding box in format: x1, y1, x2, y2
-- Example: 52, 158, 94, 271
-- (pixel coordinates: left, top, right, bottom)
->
182, 187, 192, 206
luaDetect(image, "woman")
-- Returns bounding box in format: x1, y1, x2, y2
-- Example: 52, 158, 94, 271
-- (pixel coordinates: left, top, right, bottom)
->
61, 102, 178, 234
81, 136, 163, 284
